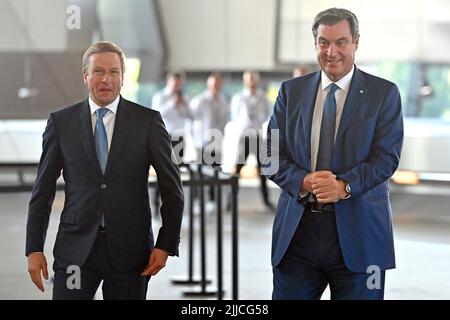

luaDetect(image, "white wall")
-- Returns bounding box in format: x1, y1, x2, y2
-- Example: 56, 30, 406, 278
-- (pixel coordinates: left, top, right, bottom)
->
0, 0, 67, 51
159, 0, 277, 71
279, 0, 450, 63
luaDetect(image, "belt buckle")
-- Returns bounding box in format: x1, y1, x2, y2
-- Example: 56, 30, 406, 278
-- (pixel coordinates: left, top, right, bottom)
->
310, 202, 333, 213
310, 202, 324, 213
305, 201, 319, 213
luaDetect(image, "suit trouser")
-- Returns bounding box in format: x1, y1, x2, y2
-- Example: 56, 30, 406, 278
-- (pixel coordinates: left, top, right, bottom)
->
53, 231, 150, 300
272, 208, 385, 300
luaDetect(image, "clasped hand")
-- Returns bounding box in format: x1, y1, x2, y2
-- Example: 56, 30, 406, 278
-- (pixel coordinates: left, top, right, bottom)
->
302, 171, 347, 203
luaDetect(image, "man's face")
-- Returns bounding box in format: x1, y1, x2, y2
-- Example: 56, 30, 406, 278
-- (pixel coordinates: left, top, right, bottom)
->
168, 76, 183, 94
207, 76, 222, 96
83, 52, 123, 106
243, 72, 258, 90
315, 19, 359, 82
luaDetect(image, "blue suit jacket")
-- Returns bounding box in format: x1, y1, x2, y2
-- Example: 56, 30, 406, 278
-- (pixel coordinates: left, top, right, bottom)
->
264, 67, 403, 273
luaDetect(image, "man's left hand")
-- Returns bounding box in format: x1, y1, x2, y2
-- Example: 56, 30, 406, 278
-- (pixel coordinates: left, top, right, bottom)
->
141, 248, 169, 276
312, 176, 347, 203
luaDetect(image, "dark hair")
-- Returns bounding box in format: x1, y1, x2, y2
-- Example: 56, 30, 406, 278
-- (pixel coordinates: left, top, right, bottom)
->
208, 71, 223, 80
312, 8, 359, 41
166, 70, 186, 81
82, 41, 126, 75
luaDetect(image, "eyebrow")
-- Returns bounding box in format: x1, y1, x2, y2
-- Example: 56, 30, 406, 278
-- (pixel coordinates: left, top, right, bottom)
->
318, 37, 348, 42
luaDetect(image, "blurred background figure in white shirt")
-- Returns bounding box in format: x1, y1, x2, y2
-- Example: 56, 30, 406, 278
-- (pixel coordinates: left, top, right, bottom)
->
230, 70, 274, 211
191, 72, 230, 210
292, 65, 311, 78
151, 71, 193, 213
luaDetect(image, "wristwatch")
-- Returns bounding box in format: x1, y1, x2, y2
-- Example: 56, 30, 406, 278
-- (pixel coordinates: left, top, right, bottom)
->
342, 181, 351, 199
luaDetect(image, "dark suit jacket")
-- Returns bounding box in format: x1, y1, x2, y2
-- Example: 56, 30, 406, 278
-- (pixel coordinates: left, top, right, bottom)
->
265, 67, 403, 273
26, 96, 184, 272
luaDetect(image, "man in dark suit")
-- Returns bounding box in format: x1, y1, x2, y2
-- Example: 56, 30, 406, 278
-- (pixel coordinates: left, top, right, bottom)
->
263, 8, 403, 299
26, 41, 184, 300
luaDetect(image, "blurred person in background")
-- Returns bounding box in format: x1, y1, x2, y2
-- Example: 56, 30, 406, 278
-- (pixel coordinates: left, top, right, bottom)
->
231, 70, 274, 211
292, 65, 311, 78
190, 72, 230, 211
151, 71, 193, 157
264, 8, 403, 300
151, 71, 193, 212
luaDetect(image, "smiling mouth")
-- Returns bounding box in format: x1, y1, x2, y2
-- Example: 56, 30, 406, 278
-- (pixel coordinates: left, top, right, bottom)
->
327, 60, 341, 65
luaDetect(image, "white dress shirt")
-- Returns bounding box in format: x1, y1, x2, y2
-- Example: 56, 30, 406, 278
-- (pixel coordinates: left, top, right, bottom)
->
151, 87, 193, 135
310, 66, 354, 171
190, 90, 229, 148
230, 88, 271, 135
89, 95, 119, 151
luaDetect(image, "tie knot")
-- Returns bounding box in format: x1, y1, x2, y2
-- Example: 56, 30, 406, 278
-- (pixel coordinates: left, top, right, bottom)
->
328, 83, 338, 95
96, 108, 109, 119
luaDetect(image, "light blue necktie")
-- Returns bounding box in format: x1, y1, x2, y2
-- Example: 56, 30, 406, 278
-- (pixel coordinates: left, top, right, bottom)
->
95, 108, 109, 228
95, 108, 109, 174
316, 83, 338, 171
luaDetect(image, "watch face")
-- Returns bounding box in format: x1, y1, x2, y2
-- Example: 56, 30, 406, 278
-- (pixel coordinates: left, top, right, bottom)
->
346, 183, 351, 193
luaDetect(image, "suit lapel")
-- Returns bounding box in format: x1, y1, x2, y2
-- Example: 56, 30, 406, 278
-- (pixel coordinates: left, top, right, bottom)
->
300, 72, 321, 161
335, 67, 367, 146
78, 99, 103, 176
104, 96, 132, 177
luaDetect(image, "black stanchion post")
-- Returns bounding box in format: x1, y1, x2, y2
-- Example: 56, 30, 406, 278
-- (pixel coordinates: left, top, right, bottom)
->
199, 164, 207, 292
215, 168, 224, 300
183, 164, 216, 297
171, 164, 210, 285
231, 174, 239, 300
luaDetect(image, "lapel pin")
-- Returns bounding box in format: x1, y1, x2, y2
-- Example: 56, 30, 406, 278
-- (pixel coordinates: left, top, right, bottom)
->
360, 90, 364, 94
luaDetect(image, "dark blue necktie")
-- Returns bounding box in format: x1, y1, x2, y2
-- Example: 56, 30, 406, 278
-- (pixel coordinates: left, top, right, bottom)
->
95, 108, 109, 174
316, 83, 338, 171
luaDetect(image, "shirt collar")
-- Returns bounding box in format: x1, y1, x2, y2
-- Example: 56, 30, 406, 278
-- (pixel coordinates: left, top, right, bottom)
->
204, 90, 222, 101
243, 88, 262, 97
321, 65, 355, 92
89, 95, 120, 115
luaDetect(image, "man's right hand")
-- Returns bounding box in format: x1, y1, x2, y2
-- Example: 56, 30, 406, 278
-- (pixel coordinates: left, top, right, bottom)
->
301, 171, 336, 193
27, 252, 48, 292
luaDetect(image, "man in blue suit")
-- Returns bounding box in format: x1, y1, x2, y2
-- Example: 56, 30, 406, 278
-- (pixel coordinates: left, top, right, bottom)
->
26, 42, 184, 299
263, 8, 403, 299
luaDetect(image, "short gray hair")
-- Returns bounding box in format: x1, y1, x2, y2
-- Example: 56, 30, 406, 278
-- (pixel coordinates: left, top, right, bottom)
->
82, 41, 126, 75
312, 8, 359, 41
243, 70, 260, 83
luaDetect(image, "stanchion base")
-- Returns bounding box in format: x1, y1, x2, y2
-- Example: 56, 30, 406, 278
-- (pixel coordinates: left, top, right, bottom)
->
171, 275, 212, 285
183, 287, 225, 297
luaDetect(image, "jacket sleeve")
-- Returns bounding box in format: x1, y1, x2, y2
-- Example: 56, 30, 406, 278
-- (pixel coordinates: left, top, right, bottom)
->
337, 84, 404, 197
262, 82, 310, 199
26, 113, 63, 256
148, 112, 184, 256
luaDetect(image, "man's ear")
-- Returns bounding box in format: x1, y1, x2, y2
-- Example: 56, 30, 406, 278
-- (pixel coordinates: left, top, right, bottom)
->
83, 72, 88, 85
354, 34, 360, 50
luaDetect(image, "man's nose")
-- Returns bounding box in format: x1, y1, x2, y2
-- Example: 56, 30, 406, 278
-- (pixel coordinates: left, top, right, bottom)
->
102, 73, 111, 82
327, 43, 337, 56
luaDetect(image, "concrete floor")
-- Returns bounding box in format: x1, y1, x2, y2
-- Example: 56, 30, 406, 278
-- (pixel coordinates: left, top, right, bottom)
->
1, 181, 450, 300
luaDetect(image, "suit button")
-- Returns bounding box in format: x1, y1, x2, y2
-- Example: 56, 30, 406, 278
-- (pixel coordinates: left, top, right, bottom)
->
101, 184, 107, 189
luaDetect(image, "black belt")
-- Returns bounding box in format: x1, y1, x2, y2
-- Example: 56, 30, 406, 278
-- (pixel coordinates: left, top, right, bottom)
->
305, 202, 335, 213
